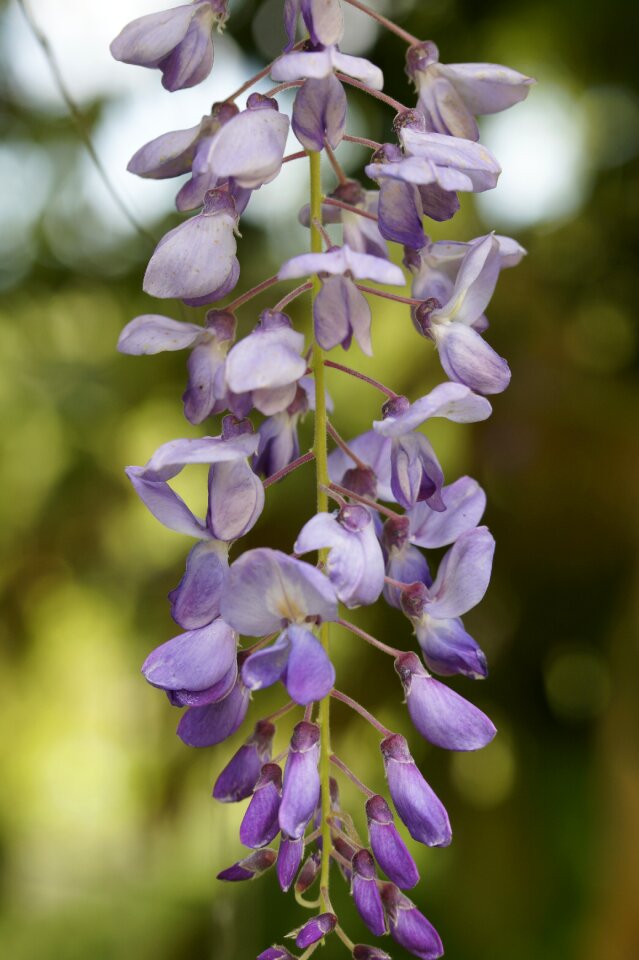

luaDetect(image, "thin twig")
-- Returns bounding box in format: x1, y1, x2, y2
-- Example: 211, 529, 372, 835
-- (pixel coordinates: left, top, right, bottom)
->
263, 451, 315, 488
326, 421, 369, 470
330, 690, 392, 737
342, 0, 421, 46
324, 142, 348, 184
330, 754, 375, 798
343, 133, 381, 149
323, 359, 396, 397
225, 43, 305, 102
329, 482, 401, 520
226, 274, 280, 311
357, 283, 420, 305
273, 280, 313, 311
283, 150, 309, 164
266, 79, 303, 97
324, 197, 378, 221
16, 0, 155, 245
312, 217, 333, 248
336, 74, 406, 113
338, 618, 403, 658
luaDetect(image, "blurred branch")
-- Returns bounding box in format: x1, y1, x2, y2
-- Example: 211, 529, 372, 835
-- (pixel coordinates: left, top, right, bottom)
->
16, 0, 156, 246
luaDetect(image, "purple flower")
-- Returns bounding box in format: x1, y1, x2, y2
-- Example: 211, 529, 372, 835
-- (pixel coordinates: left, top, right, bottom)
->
292, 75, 347, 152
295, 849, 322, 894
381, 733, 452, 847
413, 235, 512, 394
142, 617, 237, 704
126, 106, 237, 181
373, 384, 491, 510
272, 45, 383, 90
294, 505, 385, 607
313, 275, 373, 354
213, 719, 275, 802
258, 948, 295, 960
381, 883, 444, 960
398, 120, 501, 192
277, 833, 305, 891
253, 377, 321, 478
378, 179, 427, 248
365, 794, 420, 890
177, 675, 250, 747
328, 429, 393, 502
352, 947, 393, 960
395, 651, 497, 750
351, 849, 387, 936
225, 311, 306, 415
300, 0, 345, 46
279, 243, 405, 286
410, 233, 526, 306
240, 763, 283, 848
217, 847, 276, 883
406, 41, 535, 141
291, 912, 337, 949
299, 181, 388, 259
279, 721, 321, 839
110, 2, 225, 92
143, 189, 239, 305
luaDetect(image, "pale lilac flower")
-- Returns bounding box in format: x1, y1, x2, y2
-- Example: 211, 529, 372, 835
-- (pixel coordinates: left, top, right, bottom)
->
365, 794, 420, 890
142, 617, 237, 705
398, 120, 502, 192
110, 2, 226, 92
299, 181, 388, 259
315, 275, 373, 354
410, 233, 526, 305
294, 504, 385, 607
395, 651, 497, 750
293, 0, 345, 46
217, 848, 276, 883
367, 144, 463, 226
413, 234, 512, 394
126, 107, 236, 180
272, 45, 383, 90
351, 849, 387, 936
279, 722, 321, 839
381, 883, 444, 960
292, 75, 347, 152
378, 179, 427, 248
143, 189, 239, 305
380, 734, 452, 847
225, 310, 306, 415
279, 244, 405, 286
292, 912, 337, 948
213, 720, 275, 802
406, 41, 535, 141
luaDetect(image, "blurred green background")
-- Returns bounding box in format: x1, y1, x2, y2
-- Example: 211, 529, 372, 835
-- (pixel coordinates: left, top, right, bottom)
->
1, 0, 638, 958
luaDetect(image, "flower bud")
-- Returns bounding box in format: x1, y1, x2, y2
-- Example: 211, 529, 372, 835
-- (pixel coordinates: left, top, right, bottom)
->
399, 581, 430, 620
341, 465, 378, 499
239, 763, 282, 848
217, 848, 276, 882
382, 515, 410, 553
277, 833, 305, 892
295, 849, 322, 894
291, 912, 337, 949
257, 948, 295, 960
381, 883, 444, 959
380, 734, 452, 847
365, 794, 419, 890
213, 720, 275, 802
279, 721, 321, 839
333, 834, 357, 882
352, 947, 392, 960
331, 179, 365, 207
413, 298, 443, 339
395, 651, 496, 751
381, 394, 410, 419
351, 849, 387, 936
405, 41, 440, 81
247, 92, 280, 111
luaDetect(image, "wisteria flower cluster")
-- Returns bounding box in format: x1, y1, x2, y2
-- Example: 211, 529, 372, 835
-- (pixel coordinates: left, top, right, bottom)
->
112, 1, 533, 956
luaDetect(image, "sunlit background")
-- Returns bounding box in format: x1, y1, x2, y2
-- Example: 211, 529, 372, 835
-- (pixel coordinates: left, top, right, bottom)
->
1, 0, 638, 957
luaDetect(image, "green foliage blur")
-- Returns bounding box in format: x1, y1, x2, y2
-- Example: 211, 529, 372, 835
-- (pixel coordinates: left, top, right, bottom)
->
0, 0, 638, 958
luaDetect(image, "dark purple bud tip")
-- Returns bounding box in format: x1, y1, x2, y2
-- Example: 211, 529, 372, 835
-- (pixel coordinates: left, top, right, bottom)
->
211, 100, 240, 125
403, 246, 422, 272
222, 414, 254, 440
202, 188, 237, 218
258, 309, 293, 332
399, 581, 429, 620
382, 515, 410, 552
338, 503, 371, 533
392, 109, 425, 134
405, 40, 440, 79
341, 466, 378, 499
352, 849, 387, 936
366, 794, 420, 890
290, 720, 320, 753
380, 733, 411, 763
217, 848, 276, 882
293, 913, 337, 949
353, 946, 393, 960
381, 394, 410, 419
381, 883, 444, 959
331, 179, 365, 206
247, 92, 280, 111
413, 298, 442, 340
394, 650, 424, 688
204, 309, 237, 341
370, 142, 402, 165
240, 762, 283, 849
329, 776, 341, 809
287, 384, 310, 416
257, 947, 295, 960
333, 835, 357, 881
295, 850, 321, 894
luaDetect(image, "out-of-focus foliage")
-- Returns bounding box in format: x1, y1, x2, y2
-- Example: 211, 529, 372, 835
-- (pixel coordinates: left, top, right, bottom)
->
0, 0, 638, 958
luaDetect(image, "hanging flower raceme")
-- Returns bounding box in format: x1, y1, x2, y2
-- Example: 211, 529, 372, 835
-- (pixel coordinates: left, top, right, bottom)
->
112, 0, 533, 955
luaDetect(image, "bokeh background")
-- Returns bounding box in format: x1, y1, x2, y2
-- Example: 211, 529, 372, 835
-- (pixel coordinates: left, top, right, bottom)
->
1, 0, 638, 958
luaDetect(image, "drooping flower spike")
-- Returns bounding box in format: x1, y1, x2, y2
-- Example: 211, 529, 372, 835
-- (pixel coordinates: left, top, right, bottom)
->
112, 0, 533, 955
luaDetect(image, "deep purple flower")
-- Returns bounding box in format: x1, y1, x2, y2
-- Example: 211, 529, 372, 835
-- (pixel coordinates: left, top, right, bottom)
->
240, 763, 283, 848
413, 235, 512, 394
225, 311, 306, 415
352, 947, 393, 960
395, 651, 497, 750
217, 847, 276, 883
279, 722, 321, 839
373, 384, 491, 510
406, 41, 535, 141
257, 948, 295, 960
351, 849, 387, 936
292, 75, 347, 152
381, 734, 452, 847
110, 2, 225, 92
277, 833, 305, 891
253, 377, 323, 478
294, 505, 385, 607
143, 189, 239, 305
213, 720, 275, 802
272, 45, 383, 90
291, 912, 337, 949
177, 675, 250, 747
381, 883, 444, 960
365, 794, 420, 889
295, 849, 322, 894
